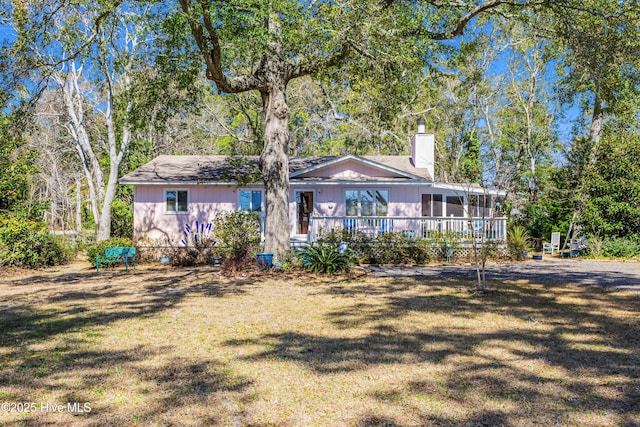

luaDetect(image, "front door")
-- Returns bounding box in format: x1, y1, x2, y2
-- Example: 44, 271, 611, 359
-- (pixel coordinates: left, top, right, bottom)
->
296, 191, 314, 234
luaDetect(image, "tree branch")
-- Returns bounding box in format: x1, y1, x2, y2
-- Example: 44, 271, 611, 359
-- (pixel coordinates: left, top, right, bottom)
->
423, 0, 543, 40
287, 45, 350, 81
178, 0, 261, 94
44, 1, 124, 67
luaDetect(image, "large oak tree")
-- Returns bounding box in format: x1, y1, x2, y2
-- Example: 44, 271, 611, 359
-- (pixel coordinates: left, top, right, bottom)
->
175, 0, 528, 258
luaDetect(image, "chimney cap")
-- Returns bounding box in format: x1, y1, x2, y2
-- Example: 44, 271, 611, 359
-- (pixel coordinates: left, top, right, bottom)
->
417, 118, 426, 134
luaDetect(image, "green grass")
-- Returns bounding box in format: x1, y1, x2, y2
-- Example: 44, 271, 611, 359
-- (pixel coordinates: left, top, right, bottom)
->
0, 263, 638, 426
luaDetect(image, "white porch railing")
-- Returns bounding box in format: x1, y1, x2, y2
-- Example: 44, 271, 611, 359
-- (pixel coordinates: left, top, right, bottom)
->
307, 216, 507, 242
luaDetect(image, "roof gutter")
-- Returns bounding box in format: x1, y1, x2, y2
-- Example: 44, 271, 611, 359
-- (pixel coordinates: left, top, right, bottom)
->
119, 179, 503, 195
118, 180, 245, 186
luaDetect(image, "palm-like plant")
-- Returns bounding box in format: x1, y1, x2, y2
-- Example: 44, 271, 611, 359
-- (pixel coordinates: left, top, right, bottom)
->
507, 225, 532, 260
299, 242, 356, 274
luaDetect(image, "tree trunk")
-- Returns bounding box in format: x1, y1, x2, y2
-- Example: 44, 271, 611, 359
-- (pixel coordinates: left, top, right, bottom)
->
74, 143, 100, 225
96, 163, 120, 241
94, 65, 132, 242
75, 177, 82, 234
589, 93, 604, 165
57, 66, 105, 232
260, 85, 290, 258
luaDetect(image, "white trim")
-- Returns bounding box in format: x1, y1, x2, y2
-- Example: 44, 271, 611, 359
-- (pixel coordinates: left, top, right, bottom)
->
445, 194, 466, 218
430, 182, 504, 195
164, 188, 189, 214
238, 188, 264, 214
293, 189, 316, 236
344, 188, 390, 217
122, 178, 504, 196
290, 180, 429, 187
289, 154, 426, 180
120, 180, 245, 186
125, 179, 504, 198
124, 179, 426, 187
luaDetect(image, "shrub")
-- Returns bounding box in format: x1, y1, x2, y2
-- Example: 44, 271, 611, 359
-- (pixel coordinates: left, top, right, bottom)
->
316, 228, 372, 261
507, 225, 532, 260
587, 235, 604, 257
429, 231, 462, 262
370, 232, 432, 264
173, 222, 218, 266
86, 237, 133, 263
0, 216, 74, 268
299, 242, 356, 274
316, 229, 432, 265
602, 237, 639, 258
212, 211, 261, 269
277, 249, 304, 271
370, 232, 407, 264
409, 238, 434, 264
111, 200, 133, 239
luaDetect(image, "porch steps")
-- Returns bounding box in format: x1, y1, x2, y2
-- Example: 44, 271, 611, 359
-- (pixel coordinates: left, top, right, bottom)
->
290, 235, 310, 249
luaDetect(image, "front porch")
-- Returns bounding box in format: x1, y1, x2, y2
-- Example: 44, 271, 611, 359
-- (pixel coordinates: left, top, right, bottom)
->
298, 216, 507, 243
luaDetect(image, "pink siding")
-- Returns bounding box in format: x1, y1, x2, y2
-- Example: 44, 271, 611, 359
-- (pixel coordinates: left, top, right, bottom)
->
293, 184, 434, 221
308, 186, 344, 216
134, 185, 237, 244
389, 187, 422, 217
135, 183, 469, 243
297, 159, 398, 179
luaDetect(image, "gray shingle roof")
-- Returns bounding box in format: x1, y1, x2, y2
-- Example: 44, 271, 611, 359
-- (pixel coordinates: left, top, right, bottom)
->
119, 154, 432, 184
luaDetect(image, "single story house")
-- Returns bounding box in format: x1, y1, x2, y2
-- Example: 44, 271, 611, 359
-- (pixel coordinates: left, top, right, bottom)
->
119, 121, 506, 246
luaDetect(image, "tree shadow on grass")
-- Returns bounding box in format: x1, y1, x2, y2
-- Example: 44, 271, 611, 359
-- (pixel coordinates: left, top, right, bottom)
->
368, 261, 640, 291
1, 346, 254, 426
354, 415, 404, 427
0, 267, 259, 425
353, 411, 518, 427
0, 268, 254, 348
226, 277, 639, 425
2, 266, 199, 287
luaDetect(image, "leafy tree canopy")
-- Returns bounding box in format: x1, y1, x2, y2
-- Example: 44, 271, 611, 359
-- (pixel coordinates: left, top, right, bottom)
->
580, 126, 640, 238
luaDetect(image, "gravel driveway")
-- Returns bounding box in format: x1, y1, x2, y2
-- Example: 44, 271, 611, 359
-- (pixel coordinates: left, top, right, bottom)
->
367, 258, 640, 291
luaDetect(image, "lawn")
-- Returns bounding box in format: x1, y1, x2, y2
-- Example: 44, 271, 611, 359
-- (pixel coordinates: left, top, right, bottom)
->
0, 262, 638, 426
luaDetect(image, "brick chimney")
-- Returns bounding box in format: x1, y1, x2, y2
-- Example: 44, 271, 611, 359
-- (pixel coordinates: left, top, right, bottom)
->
411, 118, 434, 179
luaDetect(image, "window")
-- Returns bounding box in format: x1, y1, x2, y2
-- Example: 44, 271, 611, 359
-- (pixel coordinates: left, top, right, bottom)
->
345, 189, 389, 216
421, 194, 443, 217
239, 190, 262, 213
445, 195, 464, 217
165, 190, 188, 213
470, 195, 492, 217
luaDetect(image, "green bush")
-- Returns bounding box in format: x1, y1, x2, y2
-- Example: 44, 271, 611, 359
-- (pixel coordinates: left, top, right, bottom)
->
212, 210, 261, 269
409, 238, 434, 264
428, 231, 463, 262
277, 249, 304, 271
316, 229, 432, 265
0, 216, 74, 268
507, 225, 532, 260
602, 237, 639, 258
316, 228, 372, 261
172, 222, 218, 266
111, 200, 133, 239
299, 242, 356, 274
86, 237, 133, 263
580, 132, 640, 238
370, 232, 431, 264
587, 235, 604, 257
370, 232, 407, 264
